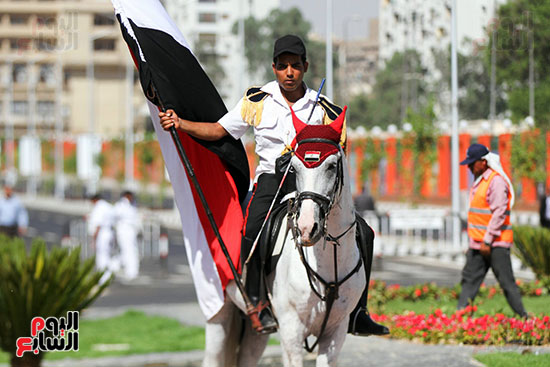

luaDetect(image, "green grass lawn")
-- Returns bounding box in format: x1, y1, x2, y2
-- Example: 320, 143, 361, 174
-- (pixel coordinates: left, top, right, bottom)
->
475, 352, 550, 367
0, 310, 205, 363
378, 294, 550, 317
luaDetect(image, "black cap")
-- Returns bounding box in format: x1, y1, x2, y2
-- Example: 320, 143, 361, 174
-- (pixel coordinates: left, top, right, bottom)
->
273, 35, 306, 60
460, 143, 490, 165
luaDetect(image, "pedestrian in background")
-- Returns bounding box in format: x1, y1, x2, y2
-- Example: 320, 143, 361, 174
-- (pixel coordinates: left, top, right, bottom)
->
87, 194, 116, 284
0, 185, 28, 238
114, 190, 142, 281
457, 143, 528, 317
354, 185, 376, 213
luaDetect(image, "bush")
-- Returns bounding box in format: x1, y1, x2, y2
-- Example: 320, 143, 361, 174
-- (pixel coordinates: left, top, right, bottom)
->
513, 225, 550, 289
0, 236, 110, 367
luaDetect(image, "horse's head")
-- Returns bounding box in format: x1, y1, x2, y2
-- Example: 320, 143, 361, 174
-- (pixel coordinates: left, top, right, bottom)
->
290, 106, 347, 247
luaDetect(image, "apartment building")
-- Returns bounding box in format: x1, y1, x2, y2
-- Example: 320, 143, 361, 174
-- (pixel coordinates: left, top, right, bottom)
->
378, 0, 506, 76
0, 0, 144, 138
163, 0, 281, 106
338, 18, 379, 102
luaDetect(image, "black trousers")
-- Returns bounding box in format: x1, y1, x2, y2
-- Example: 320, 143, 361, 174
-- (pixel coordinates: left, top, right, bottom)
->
457, 247, 527, 317
0, 225, 18, 238
241, 173, 295, 301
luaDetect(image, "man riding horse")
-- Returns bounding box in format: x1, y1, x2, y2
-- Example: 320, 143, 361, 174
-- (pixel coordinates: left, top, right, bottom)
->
160, 34, 388, 337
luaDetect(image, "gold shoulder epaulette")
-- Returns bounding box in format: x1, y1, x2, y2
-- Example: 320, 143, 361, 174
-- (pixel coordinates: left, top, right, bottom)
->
318, 96, 346, 147
241, 86, 269, 127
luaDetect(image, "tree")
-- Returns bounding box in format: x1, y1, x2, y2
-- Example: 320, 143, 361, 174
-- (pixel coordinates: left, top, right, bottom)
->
404, 102, 438, 196
432, 46, 506, 120
348, 93, 369, 128
488, 0, 550, 128
351, 50, 428, 129
233, 7, 337, 90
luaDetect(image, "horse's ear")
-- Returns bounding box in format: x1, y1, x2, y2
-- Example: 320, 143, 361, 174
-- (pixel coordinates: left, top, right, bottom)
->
329, 106, 347, 136
291, 107, 307, 134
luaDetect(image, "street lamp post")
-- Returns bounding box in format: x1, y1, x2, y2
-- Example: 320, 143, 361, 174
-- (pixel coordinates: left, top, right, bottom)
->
54, 54, 65, 199
26, 60, 39, 197
326, 0, 333, 100
125, 57, 135, 188
2, 60, 16, 186
451, 0, 461, 249
86, 30, 113, 194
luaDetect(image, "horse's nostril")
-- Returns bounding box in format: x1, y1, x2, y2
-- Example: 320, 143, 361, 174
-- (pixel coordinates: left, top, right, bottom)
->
311, 222, 318, 236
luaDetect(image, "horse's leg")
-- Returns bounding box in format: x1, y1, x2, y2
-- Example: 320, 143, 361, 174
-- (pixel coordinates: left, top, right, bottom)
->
315, 323, 347, 367
203, 298, 239, 367
236, 319, 269, 367
277, 313, 305, 367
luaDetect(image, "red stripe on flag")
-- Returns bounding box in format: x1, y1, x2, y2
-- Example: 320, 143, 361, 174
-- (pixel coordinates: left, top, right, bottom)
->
175, 130, 243, 287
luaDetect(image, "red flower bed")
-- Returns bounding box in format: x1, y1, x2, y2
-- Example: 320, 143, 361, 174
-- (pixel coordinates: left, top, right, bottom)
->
372, 307, 550, 345
369, 279, 547, 303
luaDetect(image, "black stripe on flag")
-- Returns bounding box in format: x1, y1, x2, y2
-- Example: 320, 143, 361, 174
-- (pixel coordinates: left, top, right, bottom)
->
118, 17, 250, 202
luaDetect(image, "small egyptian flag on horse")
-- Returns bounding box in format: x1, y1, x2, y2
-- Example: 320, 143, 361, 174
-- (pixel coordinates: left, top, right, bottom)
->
111, 0, 249, 320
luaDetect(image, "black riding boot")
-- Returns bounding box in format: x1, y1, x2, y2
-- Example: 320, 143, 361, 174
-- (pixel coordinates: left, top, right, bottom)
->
242, 236, 278, 335
348, 215, 390, 336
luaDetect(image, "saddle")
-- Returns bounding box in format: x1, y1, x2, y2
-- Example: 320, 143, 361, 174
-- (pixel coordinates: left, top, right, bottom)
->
259, 201, 292, 276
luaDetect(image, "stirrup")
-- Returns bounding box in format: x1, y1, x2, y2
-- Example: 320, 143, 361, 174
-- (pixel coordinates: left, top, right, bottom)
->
250, 300, 278, 335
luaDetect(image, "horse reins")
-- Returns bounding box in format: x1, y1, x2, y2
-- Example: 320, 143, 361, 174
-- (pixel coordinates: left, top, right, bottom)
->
290, 139, 362, 353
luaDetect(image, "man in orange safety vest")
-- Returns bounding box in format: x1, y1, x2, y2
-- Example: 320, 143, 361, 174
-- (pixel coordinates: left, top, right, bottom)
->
457, 143, 528, 317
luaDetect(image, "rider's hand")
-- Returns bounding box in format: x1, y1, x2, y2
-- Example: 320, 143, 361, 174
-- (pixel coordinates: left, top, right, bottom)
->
159, 109, 180, 131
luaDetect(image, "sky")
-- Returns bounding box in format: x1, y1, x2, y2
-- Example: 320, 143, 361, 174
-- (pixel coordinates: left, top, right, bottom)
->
281, 0, 379, 40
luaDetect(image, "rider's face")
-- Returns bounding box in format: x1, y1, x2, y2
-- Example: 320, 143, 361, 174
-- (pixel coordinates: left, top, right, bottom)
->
272, 53, 308, 93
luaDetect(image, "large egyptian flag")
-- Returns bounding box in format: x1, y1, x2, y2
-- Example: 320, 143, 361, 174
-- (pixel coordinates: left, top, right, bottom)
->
111, 0, 249, 320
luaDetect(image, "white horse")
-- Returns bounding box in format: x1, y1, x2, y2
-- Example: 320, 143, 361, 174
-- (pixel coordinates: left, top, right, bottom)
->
203, 108, 365, 367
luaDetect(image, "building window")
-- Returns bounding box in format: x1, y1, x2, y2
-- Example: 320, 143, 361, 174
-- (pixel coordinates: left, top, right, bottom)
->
10, 38, 31, 51
94, 13, 115, 26
10, 14, 30, 25
94, 39, 116, 51
37, 101, 55, 117
39, 64, 55, 85
198, 13, 216, 23
36, 14, 56, 27
12, 101, 29, 116
35, 38, 56, 51
13, 64, 28, 83
198, 33, 216, 48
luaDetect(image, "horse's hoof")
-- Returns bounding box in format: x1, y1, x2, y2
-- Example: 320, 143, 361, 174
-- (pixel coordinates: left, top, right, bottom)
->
348, 310, 390, 337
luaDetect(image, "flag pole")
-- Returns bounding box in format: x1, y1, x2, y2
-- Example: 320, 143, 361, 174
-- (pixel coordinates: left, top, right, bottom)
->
151, 85, 261, 330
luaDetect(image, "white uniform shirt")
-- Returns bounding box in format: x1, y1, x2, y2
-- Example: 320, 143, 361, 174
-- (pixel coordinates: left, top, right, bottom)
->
87, 199, 115, 236
219, 81, 326, 182
114, 197, 141, 231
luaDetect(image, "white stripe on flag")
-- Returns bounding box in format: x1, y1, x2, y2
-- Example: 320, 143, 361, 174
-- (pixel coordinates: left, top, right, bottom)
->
148, 102, 224, 320
112, 0, 192, 55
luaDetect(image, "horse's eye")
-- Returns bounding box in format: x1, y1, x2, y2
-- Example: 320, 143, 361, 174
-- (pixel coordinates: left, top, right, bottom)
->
327, 163, 336, 171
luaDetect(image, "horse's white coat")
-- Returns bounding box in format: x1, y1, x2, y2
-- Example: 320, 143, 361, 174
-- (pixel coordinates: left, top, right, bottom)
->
203, 151, 364, 367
